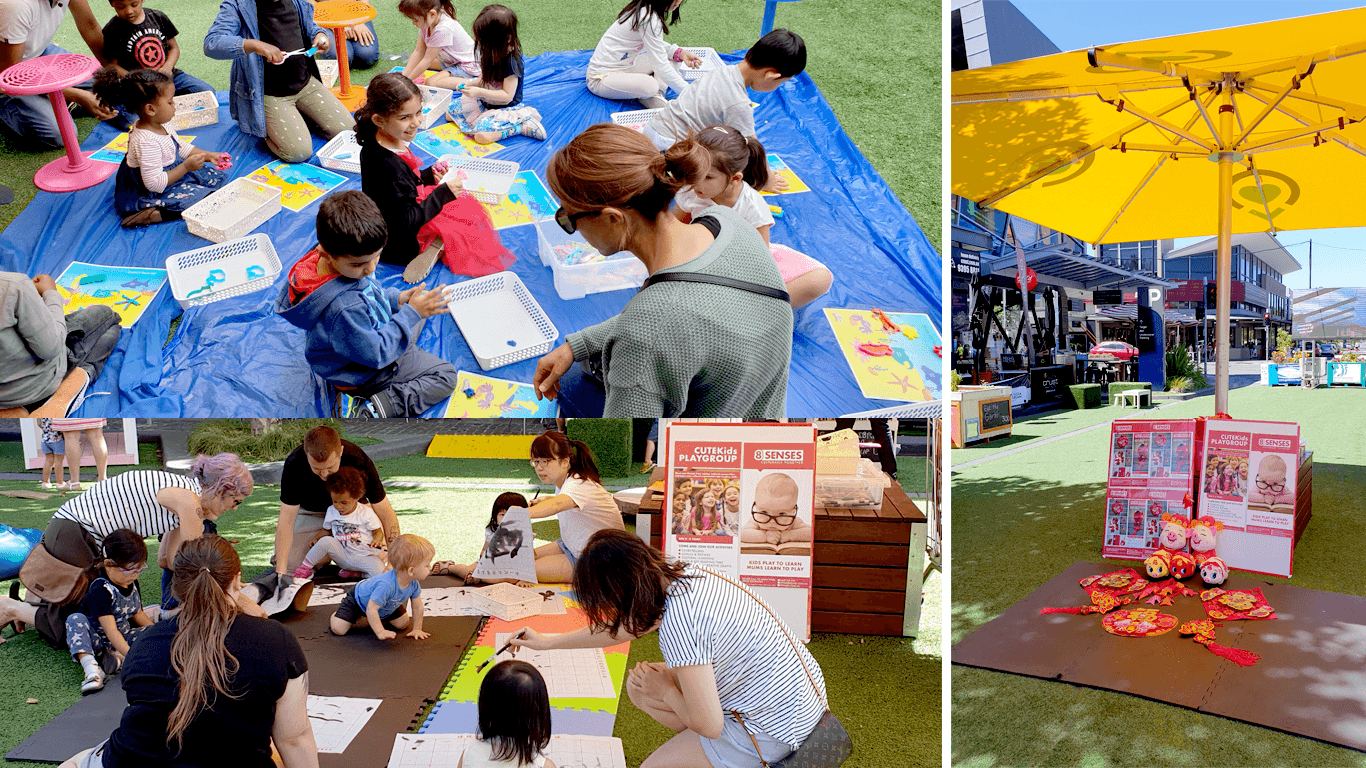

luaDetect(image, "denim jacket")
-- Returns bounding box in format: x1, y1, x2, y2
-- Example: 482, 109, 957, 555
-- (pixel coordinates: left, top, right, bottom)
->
204, 0, 323, 139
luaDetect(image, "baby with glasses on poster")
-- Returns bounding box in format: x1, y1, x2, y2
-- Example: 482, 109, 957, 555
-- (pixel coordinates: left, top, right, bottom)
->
740, 472, 812, 548
1248, 454, 1293, 507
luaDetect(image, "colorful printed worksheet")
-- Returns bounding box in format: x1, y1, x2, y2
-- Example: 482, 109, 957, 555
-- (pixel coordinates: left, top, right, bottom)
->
760, 154, 811, 195
246, 161, 347, 212
481, 171, 557, 230
824, 309, 941, 402
412, 122, 504, 160
54, 261, 168, 328
442, 370, 557, 417
90, 133, 196, 164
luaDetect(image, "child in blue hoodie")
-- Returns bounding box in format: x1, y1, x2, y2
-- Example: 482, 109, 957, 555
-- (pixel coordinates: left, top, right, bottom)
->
275, 190, 459, 416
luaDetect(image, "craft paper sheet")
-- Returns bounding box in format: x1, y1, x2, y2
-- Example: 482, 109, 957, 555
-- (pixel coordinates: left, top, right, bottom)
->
412, 122, 505, 160
246, 161, 347, 212
759, 154, 810, 195
421, 586, 568, 617
90, 132, 196, 164
471, 507, 537, 583
824, 309, 942, 402
1101, 419, 1199, 562
665, 423, 816, 641
1196, 420, 1301, 577
443, 370, 557, 417
306, 695, 382, 753
306, 582, 354, 606
54, 262, 168, 328
492, 632, 615, 699
481, 171, 558, 230
388, 734, 627, 768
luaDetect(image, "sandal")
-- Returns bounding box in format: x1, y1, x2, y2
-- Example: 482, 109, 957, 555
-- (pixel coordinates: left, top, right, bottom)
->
120, 208, 163, 229
640, 460, 656, 474
5, 582, 26, 637
431, 561, 460, 576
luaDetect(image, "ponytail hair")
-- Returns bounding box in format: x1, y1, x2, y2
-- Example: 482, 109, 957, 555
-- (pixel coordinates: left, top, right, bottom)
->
189, 453, 253, 505
692, 125, 770, 191
617, 0, 681, 35
547, 123, 709, 221
91, 65, 170, 114
166, 535, 242, 751
353, 73, 422, 146
530, 430, 601, 484
101, 529, 148, 569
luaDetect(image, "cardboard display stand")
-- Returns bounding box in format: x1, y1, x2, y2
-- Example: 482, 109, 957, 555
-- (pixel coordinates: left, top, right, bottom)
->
953, 562, 1366, 752
1194, 419, 1301, 578
1101, 419, 1198, 561
664, 422, 817, 641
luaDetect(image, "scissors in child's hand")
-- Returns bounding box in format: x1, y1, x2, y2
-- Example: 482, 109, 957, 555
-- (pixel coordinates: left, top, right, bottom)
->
275, 46, 319, 62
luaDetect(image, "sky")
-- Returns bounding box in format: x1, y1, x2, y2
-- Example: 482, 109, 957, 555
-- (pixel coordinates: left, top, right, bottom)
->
1007, 1, 1366, 292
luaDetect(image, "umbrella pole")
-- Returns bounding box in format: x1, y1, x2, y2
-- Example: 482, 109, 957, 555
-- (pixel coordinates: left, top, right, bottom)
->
1215, 84, 1234, 415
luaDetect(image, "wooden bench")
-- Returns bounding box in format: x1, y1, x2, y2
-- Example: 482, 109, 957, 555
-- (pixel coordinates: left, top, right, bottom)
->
637, 467, 928, 637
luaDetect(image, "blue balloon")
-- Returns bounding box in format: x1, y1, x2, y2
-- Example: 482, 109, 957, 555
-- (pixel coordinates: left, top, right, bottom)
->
0, 524, 42, 580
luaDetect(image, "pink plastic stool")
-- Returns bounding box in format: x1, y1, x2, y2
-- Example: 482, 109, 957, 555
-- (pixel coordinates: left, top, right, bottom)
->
0, 54, 114, 193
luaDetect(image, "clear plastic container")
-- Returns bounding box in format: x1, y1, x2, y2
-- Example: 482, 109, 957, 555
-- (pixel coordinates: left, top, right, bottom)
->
814, 459, 892, 509
534, 220, 646, 300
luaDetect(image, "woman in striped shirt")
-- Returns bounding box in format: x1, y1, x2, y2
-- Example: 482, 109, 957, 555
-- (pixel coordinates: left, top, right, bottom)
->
50, 454, 256, 611
511, 530, 826, 768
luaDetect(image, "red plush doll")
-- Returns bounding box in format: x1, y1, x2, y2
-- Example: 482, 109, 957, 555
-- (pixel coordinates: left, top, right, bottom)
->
1190, 516, 1223, 566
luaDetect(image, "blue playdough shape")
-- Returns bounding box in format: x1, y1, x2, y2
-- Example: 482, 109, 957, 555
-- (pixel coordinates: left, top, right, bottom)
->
91, 288, 113, 298
0, 524, 42, 580
920, 365, 942, 397
246, 265, 266, 280
122, 277, 152, 291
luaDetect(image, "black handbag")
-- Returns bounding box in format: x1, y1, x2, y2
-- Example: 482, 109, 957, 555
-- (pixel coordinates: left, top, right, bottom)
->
710, 570, 853, 768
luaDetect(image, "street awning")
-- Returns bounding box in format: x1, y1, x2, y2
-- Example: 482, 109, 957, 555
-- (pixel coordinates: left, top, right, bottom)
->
984, 244, 1178, 290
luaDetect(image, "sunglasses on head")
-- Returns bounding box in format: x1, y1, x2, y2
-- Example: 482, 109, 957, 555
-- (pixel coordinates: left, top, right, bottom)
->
555, 206, 603, 235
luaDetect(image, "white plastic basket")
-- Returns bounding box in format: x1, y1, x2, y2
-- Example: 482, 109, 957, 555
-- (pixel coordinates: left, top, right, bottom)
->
438, 155, 519, 204
317, 129, 362, 174
183, 178, 282, 244
535, 220, 646, 300
168, 91, 219, 131
447, 271, 557, 370
164, 233, 282, 309
419, 84, 453, 129
610, 107, 663, 132
675, 46, 722, 82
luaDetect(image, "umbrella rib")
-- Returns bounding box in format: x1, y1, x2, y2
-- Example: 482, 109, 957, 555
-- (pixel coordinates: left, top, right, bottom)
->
1241, 89, 1366, 157
1230, 99, 1279, 233
974, 93, 1194, 207
1238, 39, 1366, 80
1232, 80, 1299, 149
951, 82, 1184, 105
1095, 91, 1215, 151
1246, 79, 1366, 116
1087, 47, 1223, 85
1094, 93, 1213, 244
1240, 114, 1362, 154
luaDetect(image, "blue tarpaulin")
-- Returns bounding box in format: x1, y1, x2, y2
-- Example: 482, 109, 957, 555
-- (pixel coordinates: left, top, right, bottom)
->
0, 50, 940, 416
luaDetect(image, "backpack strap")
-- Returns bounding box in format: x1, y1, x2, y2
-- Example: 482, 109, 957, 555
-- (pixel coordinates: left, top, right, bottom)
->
640, 272, 792, 303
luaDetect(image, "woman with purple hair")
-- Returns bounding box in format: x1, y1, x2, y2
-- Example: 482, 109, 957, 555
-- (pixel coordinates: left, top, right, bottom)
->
46, 453, 259, 613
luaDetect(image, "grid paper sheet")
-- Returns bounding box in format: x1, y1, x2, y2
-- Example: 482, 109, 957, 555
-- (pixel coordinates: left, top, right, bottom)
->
387, 734, 626, 768
492, 633, 615, 699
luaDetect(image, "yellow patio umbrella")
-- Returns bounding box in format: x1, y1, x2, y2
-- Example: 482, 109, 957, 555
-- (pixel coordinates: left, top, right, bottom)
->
952, 6, 1366, 413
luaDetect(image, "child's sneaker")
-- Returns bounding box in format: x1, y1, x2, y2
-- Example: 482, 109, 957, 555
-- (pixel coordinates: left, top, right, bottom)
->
40, 481, 53, 489
80, 670, 105, 695
519, 120, 546, 141
292, 563, 314, 580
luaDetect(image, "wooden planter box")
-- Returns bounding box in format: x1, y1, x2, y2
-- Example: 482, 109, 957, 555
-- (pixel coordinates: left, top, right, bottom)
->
637, 467, 928, 637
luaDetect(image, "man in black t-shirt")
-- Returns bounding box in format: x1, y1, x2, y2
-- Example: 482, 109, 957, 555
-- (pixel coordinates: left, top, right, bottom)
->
272, 425, 398, 576
102, 0, 213, 95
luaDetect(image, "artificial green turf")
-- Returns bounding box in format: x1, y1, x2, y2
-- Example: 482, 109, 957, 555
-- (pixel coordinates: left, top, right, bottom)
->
2, 0, 941, 252
1, 452, 939, 768
951, 386, 1366, 768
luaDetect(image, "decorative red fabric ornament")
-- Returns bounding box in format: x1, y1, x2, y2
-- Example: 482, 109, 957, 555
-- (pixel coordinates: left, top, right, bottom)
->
1200, 588, 1277, 621
1039, 569, 1144, 615
1104, 608, 1179, 637
1179, 619, 1262, 667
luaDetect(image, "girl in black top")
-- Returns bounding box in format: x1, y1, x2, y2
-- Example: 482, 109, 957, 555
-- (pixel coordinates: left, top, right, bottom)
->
357, 73, 464, 276
59, 536, 317, 768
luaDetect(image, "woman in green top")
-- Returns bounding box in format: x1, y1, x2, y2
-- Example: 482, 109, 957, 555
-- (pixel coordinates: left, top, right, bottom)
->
533, 124, 793, 418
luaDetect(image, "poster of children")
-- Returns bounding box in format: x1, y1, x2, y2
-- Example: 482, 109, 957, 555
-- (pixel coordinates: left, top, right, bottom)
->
1196, 420, 1301, 577
665, 422, 816, 640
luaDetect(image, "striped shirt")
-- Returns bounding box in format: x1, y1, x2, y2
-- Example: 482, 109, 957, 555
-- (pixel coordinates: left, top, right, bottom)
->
53, 471, 201, 539
657, 566, 826, 747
